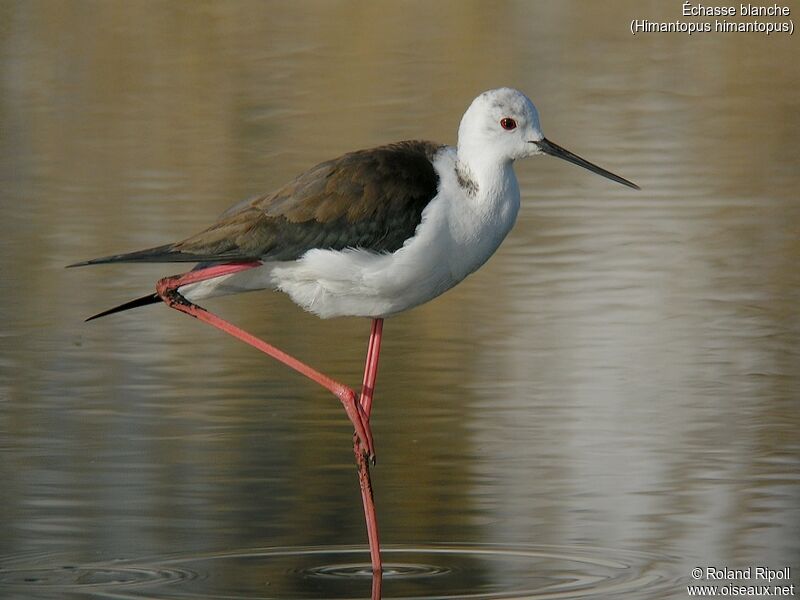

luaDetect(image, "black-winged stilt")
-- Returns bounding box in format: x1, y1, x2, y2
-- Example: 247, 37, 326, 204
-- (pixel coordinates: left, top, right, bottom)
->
70, 87, 638, 577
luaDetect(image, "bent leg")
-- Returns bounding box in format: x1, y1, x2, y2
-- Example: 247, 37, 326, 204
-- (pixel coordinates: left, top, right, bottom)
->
156, 263, 384, 574
155, 263, 375, 461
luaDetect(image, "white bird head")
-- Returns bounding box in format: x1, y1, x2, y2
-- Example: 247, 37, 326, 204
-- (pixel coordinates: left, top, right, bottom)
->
458, 88, 639, 189
458, 87, 543, 161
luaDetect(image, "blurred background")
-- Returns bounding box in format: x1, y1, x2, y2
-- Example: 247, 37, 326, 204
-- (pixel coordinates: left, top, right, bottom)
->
0, 1, 798, 599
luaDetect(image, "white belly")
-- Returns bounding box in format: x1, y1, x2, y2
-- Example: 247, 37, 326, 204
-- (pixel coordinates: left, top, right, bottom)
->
273, 194, 462, 318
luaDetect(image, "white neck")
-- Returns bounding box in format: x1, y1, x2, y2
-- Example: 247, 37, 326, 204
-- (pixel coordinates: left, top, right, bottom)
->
456, 143, 519, 209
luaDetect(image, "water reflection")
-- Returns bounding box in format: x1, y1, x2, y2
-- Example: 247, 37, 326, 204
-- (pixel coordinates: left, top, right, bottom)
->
1, 2, 798, 599
0, 544, 675, 599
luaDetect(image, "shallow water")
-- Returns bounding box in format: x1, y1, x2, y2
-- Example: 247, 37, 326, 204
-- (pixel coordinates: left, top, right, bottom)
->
1, 2, 798, 599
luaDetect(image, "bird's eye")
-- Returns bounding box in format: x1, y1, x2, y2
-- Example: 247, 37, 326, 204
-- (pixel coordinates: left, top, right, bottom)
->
500, 117, 517, 130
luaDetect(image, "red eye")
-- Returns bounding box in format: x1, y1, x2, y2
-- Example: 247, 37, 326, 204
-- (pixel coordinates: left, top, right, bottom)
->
500, 117, 517, 130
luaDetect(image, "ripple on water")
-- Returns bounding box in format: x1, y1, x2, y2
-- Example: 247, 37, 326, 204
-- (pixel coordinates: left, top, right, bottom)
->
0, 544, 677, 599
0, 551, 197, 596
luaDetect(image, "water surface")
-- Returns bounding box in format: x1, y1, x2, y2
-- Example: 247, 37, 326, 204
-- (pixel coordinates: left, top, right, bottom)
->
1, 2, 798, 599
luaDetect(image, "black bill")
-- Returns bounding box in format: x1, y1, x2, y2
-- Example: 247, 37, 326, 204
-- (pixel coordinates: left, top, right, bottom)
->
534, 138, 640, 190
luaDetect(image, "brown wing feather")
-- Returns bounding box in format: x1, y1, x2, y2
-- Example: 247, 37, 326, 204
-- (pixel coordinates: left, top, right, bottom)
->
172, 140, 442, 261
69, 141, 443, 267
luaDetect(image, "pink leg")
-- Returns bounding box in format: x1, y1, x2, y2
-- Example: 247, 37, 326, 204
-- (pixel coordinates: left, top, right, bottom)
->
156, 263, 385, 578
354, 318, 384, 574
154, 263, 375, 461
360, 319, 384, 416
371, 567, 383, 600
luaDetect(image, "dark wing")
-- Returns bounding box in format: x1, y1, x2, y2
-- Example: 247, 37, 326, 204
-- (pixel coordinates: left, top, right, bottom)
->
69, 141, 443, 267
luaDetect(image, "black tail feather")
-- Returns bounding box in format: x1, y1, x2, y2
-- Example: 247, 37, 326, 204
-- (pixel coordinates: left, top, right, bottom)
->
67, 244, 203, 267
86, 293, 162, 322
67, 244, 259, 268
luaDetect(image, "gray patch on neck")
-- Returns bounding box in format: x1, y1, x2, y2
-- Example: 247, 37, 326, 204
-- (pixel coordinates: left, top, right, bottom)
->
455, 161, 478, 196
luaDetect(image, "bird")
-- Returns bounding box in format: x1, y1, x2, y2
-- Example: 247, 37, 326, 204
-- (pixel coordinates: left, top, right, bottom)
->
70, 87, 638, 576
